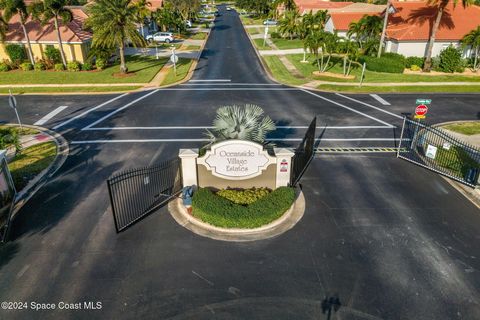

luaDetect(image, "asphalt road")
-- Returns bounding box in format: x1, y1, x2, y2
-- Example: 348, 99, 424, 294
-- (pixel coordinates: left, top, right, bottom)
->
0, 5, 479, 320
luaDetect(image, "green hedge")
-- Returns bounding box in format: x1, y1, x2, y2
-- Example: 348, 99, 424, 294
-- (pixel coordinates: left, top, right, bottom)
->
360, 56, 405, 73
405, 56, 424, 68
192, 187, 296, 228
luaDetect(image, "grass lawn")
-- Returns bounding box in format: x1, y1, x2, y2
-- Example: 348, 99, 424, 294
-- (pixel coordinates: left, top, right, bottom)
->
0, 125, 39, 136
184, 45, 201, 50
0, 56, 167, 85
444, 122, 480, 135
240, 15, 264, 25
316, 84, 480, 93
271, 38, 304, 50
161, 58, 193, 86
246, 27, 260, 35
147, 43, 182, 50
8, 141, 56, 191
188, 32, 208, 40
253, 38, 271, 50
262, 56, 305, 85
435, 146, 480, 178
0, 86, 142, 94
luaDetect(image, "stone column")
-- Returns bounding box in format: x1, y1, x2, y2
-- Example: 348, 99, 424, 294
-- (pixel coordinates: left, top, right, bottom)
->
274, 148, 295, 188
178, 149, 199, 187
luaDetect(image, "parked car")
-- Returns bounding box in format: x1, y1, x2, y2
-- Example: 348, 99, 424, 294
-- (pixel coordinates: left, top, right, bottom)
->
185, 20, 192, 28
146, 32, 175, 43
263, 19, 277, 25
226, 7, 232, 11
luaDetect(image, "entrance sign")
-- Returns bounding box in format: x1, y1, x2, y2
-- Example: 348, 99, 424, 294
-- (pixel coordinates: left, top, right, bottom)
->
416, 99, 431, 105
202, 140, 275, 180
414, 99, 431, 119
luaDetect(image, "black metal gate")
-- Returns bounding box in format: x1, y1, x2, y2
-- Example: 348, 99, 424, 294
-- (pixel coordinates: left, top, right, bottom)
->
291, 117, 317, 186
398, 117, 480, 187
107, 158, 182, 232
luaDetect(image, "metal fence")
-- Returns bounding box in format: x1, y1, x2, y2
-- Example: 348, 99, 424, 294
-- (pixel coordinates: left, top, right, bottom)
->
291, 117, 317, 186
107, 158, 182, 233
398, 117, 480, 187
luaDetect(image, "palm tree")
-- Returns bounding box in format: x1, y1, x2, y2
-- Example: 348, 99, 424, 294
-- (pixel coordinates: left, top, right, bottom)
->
461, 26, 480, 71
300, 9, 329, 38
359, 15, 382, 40
133, 0, 151, 38
347, 20, 363, 48
0, 15, 7, 42
278, 9, 300, 40
378, 0, 391, 58
1, 0, 35, 64
423, 0, 474, 72
30, 0, 73, 67
304, 30, 323, 71
205, 104, 276, 146
86, 0, 147, 74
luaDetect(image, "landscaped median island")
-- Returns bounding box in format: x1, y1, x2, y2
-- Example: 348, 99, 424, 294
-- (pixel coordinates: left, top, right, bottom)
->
191, 187, 295, 229
161, 58, 194, 86
0, 126, 57, 192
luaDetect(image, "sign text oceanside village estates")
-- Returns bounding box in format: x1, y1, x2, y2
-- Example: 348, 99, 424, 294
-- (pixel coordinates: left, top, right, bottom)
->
204, 140, 272, 179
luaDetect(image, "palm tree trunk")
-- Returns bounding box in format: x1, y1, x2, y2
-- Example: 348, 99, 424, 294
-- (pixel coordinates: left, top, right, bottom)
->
21, 22, 35, 65
323, 54, 331, 72
119, 44, 127, 73
316, 52, 320, 71
423, 6, 444, 72
475, 46, 479, 71
377, 0, 390, 58
54, 15, 67, 67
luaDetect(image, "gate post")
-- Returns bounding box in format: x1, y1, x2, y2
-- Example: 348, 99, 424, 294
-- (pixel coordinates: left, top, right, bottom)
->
179, 149, 199, 187
274, 148, 295, 188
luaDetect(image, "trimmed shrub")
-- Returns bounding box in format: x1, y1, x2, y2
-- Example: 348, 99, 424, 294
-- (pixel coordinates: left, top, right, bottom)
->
54, 63, 65, 71
192, 187, 296, 228
67, 61, 81, 72
81, 62, 93, 71
216, 187, 270, 205
410, 64, 421, 71
270, 31, 281, 39
382, 52, 406, 65
360, 56, 405, 73
44, 45, 62, 64
438, 45, 463, 73
0, 62, 10, 72
34, 61, 46, 71
19, 62, 33, 71
5, 44, 27, 67
406, 56, 424, 68
95, 58, 107, 70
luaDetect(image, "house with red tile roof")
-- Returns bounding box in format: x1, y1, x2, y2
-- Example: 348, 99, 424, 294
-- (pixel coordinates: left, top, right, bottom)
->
384, 1, 480, 57
325, 12, 381, 38
0, 6, 93, 63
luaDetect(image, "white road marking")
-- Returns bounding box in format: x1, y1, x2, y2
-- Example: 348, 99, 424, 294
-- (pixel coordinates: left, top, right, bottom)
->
83, 125, 393, 131
71, 138, 409, 144
300, 89, 395, 127
157, 88, 299, 91
189, 79, 231, 82
52, 93, 129, 130
34, 106, 68, 126
335, 93, 402, 119
370, 94, 391, 106
81, 89, 159, 130
181, 83, 282, 86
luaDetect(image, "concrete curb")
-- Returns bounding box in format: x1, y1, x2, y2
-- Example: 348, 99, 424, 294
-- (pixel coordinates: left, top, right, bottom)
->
5, 124, 69, 219
168, 190, 305, 242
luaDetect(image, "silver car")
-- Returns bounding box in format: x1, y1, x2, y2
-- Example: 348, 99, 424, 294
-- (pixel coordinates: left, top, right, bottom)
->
146, 32, 175, 43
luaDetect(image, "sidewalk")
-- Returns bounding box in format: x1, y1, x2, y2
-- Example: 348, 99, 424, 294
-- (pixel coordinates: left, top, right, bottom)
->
259, 48, 304, 55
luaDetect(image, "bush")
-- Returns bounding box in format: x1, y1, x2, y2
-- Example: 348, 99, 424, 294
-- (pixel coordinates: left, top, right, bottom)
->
67, 61, 81, 72
5, 44, 27, 67
81, 62, 93, 71
54, 63, 65, 71
431, 56, 441, 71
0, 62, 10, 72
44, 45, 62, 64
438, 45, 463, 73
192, 187, 296, 228
95, 58, 107, 70
405, 56, 424, 68
410, 64, 422, 71
216, 187, 270, 205
382, 52, 406, 65
360, 56, 405, 73
270, 31, 281, 39
19, 62, 33, 71
34, 61, 46, 71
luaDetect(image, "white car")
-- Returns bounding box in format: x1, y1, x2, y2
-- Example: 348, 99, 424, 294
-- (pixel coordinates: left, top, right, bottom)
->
146, 32, 174, 43
226, 7, 232, 11
185, 20, 192, 28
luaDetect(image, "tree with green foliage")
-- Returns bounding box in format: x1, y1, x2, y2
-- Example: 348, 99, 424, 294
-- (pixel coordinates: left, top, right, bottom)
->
278, 9, 301, 40
205, 104, 276, 146
422, 0, 474, 72
86, 0, 147, 74
30, 0, 73, 67
133, 0, 152, 38
461, 26, 480, 71
347, 14, 382, 55
154, 2, 184, 33
299, 10, 330, 39
0, 15, 7, 42
0, 0, 35, 64
167, 0, 200, 21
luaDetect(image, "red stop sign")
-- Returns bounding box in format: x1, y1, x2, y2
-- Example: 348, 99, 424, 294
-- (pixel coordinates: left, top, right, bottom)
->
415, 104, 428, 116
